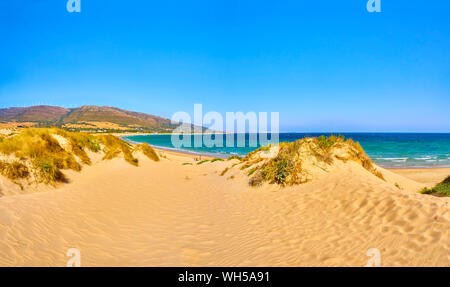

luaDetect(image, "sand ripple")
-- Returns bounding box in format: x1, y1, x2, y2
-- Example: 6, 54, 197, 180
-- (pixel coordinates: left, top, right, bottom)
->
0, 154, 448, 266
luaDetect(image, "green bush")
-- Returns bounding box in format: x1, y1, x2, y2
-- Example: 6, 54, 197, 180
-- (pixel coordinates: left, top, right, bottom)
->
421, 176, 450, 197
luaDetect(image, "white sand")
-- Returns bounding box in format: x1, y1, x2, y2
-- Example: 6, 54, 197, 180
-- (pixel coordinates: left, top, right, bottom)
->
0, 150, 448, 266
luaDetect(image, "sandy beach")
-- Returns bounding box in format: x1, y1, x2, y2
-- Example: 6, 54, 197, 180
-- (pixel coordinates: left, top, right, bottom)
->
0, 147, 448, 267
2, 0, 450, 271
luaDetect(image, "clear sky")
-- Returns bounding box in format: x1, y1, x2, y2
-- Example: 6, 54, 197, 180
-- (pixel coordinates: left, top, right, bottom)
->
1, 0, 449, 132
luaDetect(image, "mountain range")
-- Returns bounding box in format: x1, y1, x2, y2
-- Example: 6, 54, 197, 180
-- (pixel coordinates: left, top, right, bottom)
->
0, 105, 177, 132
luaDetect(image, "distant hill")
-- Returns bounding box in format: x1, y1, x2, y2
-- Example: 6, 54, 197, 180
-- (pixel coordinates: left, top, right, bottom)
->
0, 105, 178, 132
0, 106, 70, 123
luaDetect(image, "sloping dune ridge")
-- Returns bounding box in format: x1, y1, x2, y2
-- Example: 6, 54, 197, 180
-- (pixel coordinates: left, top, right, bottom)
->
0, 137, 449, 266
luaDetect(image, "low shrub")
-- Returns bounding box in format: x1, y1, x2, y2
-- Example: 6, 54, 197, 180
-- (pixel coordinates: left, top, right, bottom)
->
227, 155, 243, 161
421, 176, 450, 197
0, 160, 29, 180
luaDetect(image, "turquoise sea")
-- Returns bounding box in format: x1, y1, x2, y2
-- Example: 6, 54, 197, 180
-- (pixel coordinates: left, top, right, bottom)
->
125, 133, 450, 168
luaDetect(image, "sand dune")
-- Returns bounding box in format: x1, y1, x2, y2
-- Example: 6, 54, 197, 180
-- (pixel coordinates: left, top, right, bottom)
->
0, 150, 449, 266
389, 167, 450, 187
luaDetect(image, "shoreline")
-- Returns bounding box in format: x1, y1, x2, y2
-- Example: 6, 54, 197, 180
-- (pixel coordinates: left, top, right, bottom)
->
1, 136, 448, 266
1, 130, 449, 266
121, 135, 450, 170
121, 135, 231, 159
383, 165, 450, 170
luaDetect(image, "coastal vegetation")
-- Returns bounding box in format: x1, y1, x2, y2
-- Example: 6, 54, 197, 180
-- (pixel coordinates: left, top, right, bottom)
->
220, 167, 229, 176
0, 160, 29, 181
134, 143, 160, 162
227, 155, 243, 161
421, 176, 450, 197
245, 135, 384, 186
0, 128, 159, 185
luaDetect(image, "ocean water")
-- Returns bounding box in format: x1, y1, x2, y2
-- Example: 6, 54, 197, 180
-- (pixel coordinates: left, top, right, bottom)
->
125, 133, 450, 168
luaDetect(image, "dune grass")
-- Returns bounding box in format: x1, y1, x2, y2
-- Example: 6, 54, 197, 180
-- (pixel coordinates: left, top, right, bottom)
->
0, 128, 158, 185
56, 129, 100, 165
240, 163, 252, 170
247, 167, 257, 176
0, 128, 81, 184
220, 167, 229, 176
248, 135, 384, 187
316, 135, 344, 150
248, 142, 300, 186
133, 143, 160, 162
227, 155, 243, 161
210, 158, 224, 163
96, 134, 138, 166
0, 160, 29, 181
197, 159, 209, 165
421, 176, 450, 197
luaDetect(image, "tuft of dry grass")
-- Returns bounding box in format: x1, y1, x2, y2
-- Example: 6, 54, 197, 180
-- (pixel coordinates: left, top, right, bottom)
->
240, 163, 252, 170
247, 141, 303, 186
227, 155, 243, 161
0, 160, 29, 180
247, 135, 384, 186
0, 128, 81, 184
96, 134, 138, 166
0, 128, 159, 185
56, 129, 100, 165
34, 158, 69, 184
345, 139, 384, 180
311, 135, 344, 164
134, 143, 160, 162
220, 167, 229, 176
248, 171, 264, 186
247, 167, 257, 176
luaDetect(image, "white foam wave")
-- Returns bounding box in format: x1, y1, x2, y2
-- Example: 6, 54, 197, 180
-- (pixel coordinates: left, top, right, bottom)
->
378, 157, 408, 161
414, 156, 434, 160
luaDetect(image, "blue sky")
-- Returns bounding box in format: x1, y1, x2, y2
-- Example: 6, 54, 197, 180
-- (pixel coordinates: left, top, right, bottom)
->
1, 0, 449, 132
